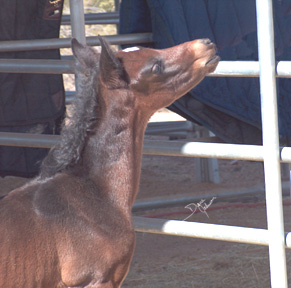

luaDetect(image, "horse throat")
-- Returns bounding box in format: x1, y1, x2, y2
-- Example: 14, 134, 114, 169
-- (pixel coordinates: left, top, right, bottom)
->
78, 101, 148, 213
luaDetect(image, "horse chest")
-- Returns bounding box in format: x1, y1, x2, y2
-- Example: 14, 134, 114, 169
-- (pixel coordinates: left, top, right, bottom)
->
58, 222, 135, 287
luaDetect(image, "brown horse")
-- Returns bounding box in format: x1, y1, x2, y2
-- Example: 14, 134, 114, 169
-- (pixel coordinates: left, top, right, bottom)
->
0, 36, 219, 287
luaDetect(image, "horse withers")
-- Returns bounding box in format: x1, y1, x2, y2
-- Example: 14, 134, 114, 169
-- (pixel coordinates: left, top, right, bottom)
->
0, 36, 219, 287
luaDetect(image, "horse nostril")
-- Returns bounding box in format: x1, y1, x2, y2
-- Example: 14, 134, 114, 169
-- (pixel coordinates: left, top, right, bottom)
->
200, 38, 212, 45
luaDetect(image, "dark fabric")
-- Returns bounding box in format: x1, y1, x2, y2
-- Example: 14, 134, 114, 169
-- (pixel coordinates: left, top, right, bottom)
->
0, 117, 63, 178
0, 0, 65, 177
0, 0, 65, 126
119, 0, 291, 145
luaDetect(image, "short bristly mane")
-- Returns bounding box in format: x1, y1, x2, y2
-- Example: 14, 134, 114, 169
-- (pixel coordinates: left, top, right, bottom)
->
39, 48, 100, 179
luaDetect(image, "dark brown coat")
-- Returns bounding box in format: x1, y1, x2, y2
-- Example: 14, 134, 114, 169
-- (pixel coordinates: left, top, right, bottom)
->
0, 36, 219, 287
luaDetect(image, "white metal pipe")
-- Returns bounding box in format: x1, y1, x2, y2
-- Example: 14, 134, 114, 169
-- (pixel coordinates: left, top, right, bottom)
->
0, 59, 74, 74
256, 0, 288, 287
65, 91, 75, 104
1, 60, 291, 77
0, 34, 153, 52
0, 132, 58, 148
69, 0, 86, 45
209, 61, 260, 77
2, 133, 291, 163
279, 147, 291, 162
61, 12, 119, 25
69, 0, 86, 112
144, 140, 264, 161
276, 61, 291, 78
208, 60, 291, 78
133, 216, 270, 245
133, 217, 291, 249
133, 181, 291, 212
285, 233, 291, 248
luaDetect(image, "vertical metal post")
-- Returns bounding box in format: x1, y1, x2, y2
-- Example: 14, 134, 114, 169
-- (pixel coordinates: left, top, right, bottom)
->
69, 0, 86, 45
114, 0, 120, 12
69, 0, 86, 97
256, 0, 288, 287
195, 128, 220, 184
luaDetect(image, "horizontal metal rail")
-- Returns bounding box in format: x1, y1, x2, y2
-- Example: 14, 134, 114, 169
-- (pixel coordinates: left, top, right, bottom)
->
0, 133, 59, 148
0, 33, 153, 52
144, 140, 291, 162
276, 61, 291, 78
132, 184, 263, 212
209, 61, 291, 78
62, 12, 119, 25
133, 216, 291, 249
0, 59, 74, 74
0, 60, 290, 78
209, 61, 260, 77
65, 91, 75, 104
144, 140, 265, 161
1, 132, 291, 163
145, 121, 193, 135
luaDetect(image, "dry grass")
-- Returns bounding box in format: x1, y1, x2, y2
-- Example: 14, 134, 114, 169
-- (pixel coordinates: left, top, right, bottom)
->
123, 239, 272, 288
122, 200, 291, 288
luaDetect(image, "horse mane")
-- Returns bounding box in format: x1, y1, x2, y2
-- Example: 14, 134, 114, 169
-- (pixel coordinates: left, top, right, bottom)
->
39, 59, 100, 179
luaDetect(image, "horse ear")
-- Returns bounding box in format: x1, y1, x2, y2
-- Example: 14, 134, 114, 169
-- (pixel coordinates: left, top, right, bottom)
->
98, 35, 128, 88
71, 38, 99, 72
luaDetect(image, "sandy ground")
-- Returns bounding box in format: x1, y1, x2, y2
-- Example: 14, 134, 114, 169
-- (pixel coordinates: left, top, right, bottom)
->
1, 110, 291, 287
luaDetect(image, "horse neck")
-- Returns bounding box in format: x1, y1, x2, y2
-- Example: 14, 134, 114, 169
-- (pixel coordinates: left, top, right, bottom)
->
77, 90, 149, 214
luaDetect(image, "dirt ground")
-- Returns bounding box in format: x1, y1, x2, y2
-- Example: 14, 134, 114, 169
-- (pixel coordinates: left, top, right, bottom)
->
1, 111, 291, 287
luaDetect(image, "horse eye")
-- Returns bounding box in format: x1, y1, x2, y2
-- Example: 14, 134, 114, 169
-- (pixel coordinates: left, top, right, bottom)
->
152, 62, 162, 74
